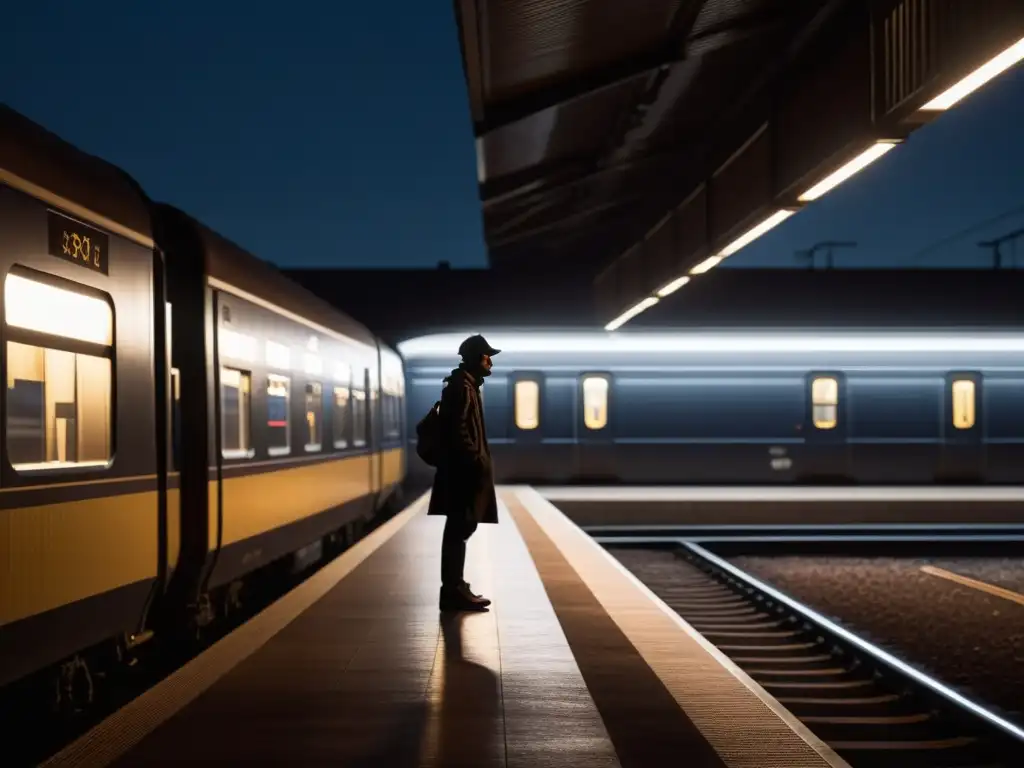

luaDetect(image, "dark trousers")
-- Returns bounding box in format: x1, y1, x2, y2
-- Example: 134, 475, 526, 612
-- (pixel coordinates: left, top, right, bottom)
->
440, 514, 478, 590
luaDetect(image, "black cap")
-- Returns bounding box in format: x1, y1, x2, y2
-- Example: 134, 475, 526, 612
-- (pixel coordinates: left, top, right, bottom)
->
458, 334, 501, 360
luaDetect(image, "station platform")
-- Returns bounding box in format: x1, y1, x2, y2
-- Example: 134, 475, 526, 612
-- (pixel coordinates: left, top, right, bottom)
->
47, 487, 846, 768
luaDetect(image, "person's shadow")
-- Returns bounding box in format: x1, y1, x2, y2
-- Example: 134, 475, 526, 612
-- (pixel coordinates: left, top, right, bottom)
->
434, 610, 503, 766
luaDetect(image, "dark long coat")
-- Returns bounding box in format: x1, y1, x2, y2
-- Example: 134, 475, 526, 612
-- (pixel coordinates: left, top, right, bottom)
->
427, 368, 499, 524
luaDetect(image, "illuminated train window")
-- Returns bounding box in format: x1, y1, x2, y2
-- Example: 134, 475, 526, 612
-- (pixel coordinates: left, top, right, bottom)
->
382, 382, 403, 440
171, 367, 181, 471
351, 388, 367, 447
333, 385, 350, 448
267, 374, 291, 456
951, 379, 976, 429
221, 368, 253, 459
515, 380, 540, 430
305, 381, 323, 452
582, 376, 609, 431
811, 376, 838, 430
5, 272, 113, 471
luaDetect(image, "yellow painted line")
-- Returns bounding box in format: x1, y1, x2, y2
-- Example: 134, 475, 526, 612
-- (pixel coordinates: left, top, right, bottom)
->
920, 565, 1024, 607
41, 492, 429, 768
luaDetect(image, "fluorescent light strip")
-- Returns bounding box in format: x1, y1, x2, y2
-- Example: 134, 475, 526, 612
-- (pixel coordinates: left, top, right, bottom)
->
719, 209, 795, 257
655, 275, 690, 297
688, 255, 722, 275
685, 542, 1024, 743
799, 142, 898, 202
616, 209, 796, 329
6, 273, 113, 346
398, 331, 1024, 358
605, 296, 659, 332
921, 35, 1024, 111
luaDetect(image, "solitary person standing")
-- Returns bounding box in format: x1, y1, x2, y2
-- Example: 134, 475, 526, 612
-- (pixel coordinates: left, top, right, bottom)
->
427, 334, 500, 611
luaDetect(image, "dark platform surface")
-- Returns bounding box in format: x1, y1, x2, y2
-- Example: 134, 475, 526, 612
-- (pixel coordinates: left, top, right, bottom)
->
48, 489, 845, 768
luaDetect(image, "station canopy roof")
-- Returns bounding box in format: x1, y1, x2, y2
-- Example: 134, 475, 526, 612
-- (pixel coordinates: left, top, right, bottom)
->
452, 0, 1024, 326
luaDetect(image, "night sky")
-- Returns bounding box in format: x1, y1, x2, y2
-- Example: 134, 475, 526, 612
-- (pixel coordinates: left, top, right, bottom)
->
3, 4, 1023, 270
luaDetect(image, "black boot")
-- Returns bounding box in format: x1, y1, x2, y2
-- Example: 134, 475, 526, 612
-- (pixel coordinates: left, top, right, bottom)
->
439, 584, 489, 612
463, 581, 491, 607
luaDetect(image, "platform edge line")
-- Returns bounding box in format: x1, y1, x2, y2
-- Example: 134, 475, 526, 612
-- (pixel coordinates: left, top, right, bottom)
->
920, 565, 1024, 607
513, 485, 851, 768
40, 492, 429, 768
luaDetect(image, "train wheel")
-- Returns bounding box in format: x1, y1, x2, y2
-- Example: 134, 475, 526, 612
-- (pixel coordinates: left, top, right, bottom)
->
190, 593, 217, 646
54, 655, 94, 715
221, 581, 245, 628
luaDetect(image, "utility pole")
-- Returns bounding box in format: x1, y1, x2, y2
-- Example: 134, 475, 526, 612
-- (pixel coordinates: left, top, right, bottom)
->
977, 227, 1024, 269
794, 241, 858, 269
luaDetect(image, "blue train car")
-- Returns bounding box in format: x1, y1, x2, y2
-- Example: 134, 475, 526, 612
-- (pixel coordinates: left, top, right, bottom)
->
399, 330, 1024, 486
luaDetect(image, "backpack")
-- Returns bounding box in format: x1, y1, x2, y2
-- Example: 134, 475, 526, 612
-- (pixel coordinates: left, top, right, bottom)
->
415, 401, 442, 467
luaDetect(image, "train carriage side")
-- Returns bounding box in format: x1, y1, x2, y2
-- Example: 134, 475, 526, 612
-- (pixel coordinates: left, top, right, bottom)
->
377, 343, 407, 506
157, 206, 400, 627
400, 332, 1024, 486
0, 107, 167, 689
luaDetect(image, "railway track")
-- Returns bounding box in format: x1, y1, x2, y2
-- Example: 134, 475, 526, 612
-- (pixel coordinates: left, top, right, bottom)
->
606, 542, 1024, 768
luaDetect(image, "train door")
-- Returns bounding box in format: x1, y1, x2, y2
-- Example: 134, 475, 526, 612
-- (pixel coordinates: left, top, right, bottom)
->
938, 372, 985, 481
574, 372, 616, 481
800, 372, 852, 481
166, 301, 182, 577
365, 368, 382, 499
507, 372, 544, 480
374, 371, 384, 496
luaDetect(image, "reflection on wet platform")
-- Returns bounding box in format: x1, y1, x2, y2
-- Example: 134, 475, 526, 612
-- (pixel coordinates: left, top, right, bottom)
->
48, 489, 843, 768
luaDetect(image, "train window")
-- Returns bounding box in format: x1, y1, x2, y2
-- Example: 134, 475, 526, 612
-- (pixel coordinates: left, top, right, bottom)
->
265, 340, 290, 371
5, 272, 112, 345
221, 367, 253, 459
5, 272, 113, 471
387, 393, 403, 439
267, 374, 291, 456
6, 342, 112, 470
168, 302, 181, 472
171, 367, 181, 471
515, 380, 540, 430
333, 385, 350, 449
351, 389, 367, 447
582, 376, 609, 430
381, 387, 401, 440
951, 379, 976, 429
219, 328, 257, 363
811, 376, 838, 430
305, 382, 323, 452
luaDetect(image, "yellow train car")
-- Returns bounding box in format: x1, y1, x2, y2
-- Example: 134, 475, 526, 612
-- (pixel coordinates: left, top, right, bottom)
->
0, 108, 406, 702
0, 106, 168, 692
157, 207, 407, 624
